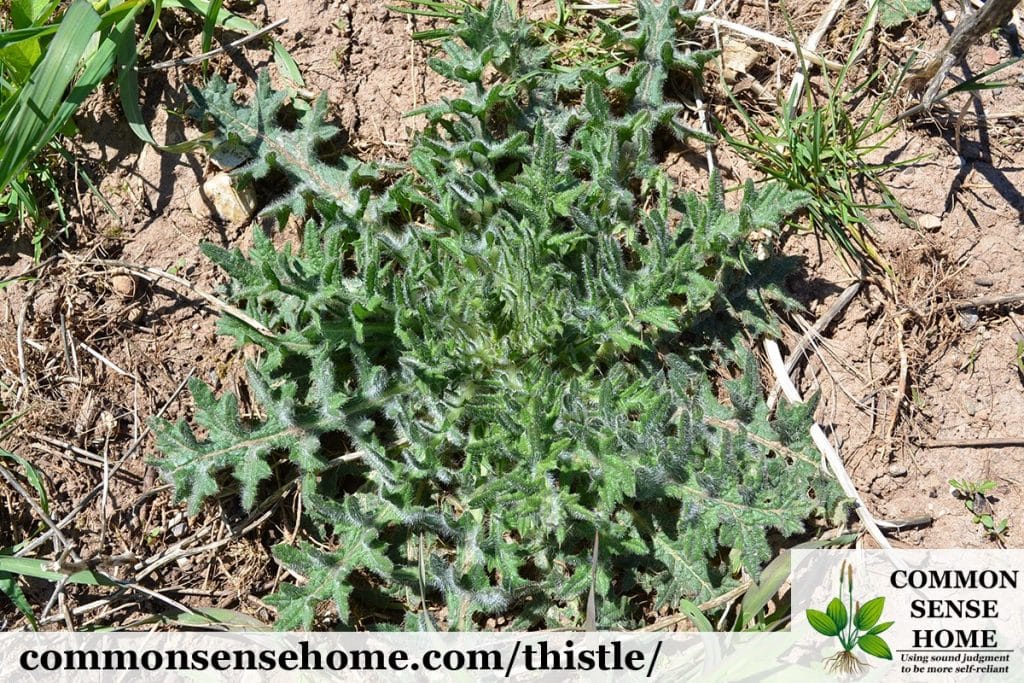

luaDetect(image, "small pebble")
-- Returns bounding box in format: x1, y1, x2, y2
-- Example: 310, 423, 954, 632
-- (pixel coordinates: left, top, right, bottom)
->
187, 173, 257, 225
973, 276, 994, 287
918, 214, 942, 231
958, 308, 979, 330
111, 273, 137, 298
888, 464, 908, 477
943, 10, 958, 21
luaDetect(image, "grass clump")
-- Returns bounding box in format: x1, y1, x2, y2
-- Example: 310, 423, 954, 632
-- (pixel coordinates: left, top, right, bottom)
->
155, 0, 842, 630
716, 11, 921, 275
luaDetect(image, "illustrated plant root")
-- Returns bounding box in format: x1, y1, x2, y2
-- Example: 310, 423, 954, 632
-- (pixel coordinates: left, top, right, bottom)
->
824, 649, 869, 676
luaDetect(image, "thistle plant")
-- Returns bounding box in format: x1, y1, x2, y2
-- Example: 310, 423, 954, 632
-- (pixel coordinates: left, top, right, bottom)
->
155, 0, 843, 630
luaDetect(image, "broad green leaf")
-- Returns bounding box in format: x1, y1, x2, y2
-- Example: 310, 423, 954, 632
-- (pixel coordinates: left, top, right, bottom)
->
868, 620, 894, 635
857, 633, 893, 660
826, 597, 848, 631
854, 596, 885, 630
879, 0, 932, 28
12, 0, 57, 28
806, 609, 839, 637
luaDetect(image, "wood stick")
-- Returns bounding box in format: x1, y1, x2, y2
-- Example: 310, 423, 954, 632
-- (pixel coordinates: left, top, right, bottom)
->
699, 15, 843, 70
919, 437, 1024, 449
767, 282, 862, 411
915, 0, 1022, 107
783, 0, 844, 118
143, 18, 289, 72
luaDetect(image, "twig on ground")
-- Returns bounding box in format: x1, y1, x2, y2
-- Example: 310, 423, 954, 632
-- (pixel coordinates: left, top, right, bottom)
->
15, 370, 194, 558
783, 0, 844, 118
15, 288, 31, 403
30, 435, 108, 469
0, 462, 76, 556
910, 0, 1022, 110
76, 338, 141, 382
919, 437, 1024, 449
640, 580, 753, 632
767, 282, 862, 411
874, 515, 933, 529
143, 19, 289, 72
904, 289, 1024, 317
693, 0, 716, 173
699, 15, 843, 70
951, 290, 1024, 310
70, 254, 276, 339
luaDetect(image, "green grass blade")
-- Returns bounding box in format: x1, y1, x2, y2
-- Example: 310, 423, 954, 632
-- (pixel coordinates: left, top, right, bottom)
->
948, 55, 1023, 94
0, 556, 120, 587
0, 448, 49, 515
114, 5, 159, 146
0, 568, 37, 629
0, 0, 100, 194
272, 39, 305, 86
162, 0, 258, 33
202, 0, 224, 57
0, 25, 57, 50
141, 0, 165, 43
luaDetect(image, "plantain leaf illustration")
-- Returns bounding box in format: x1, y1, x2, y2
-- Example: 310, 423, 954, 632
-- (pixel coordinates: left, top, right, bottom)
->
857, 633, 894, 660
826, 597, 848, 631
868, 620, 894, 636
807, 609, 840, 637
854, 596, 885, 630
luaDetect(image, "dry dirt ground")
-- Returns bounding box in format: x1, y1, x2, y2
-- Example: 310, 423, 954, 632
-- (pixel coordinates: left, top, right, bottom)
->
1, 0, 1022, 630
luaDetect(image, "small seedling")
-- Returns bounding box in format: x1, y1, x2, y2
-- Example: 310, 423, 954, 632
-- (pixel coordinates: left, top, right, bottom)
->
949, 478, 1010, 547
959, 339, 982, 375
807, 562, 893, 675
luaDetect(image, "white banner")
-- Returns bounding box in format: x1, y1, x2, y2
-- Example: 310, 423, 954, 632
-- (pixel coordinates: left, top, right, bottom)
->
2, 550, 1023, 681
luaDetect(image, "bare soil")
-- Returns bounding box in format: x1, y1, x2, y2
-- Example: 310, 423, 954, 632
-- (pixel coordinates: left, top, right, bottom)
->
1, 0, 1023, 630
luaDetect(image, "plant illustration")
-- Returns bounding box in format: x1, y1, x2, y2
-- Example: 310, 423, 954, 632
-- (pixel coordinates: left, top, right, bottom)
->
807, 562, 893, 675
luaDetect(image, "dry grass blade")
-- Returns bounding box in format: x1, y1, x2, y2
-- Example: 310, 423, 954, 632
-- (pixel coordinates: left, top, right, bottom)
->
767, 282, 863, 411
69, 254, 276, 339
